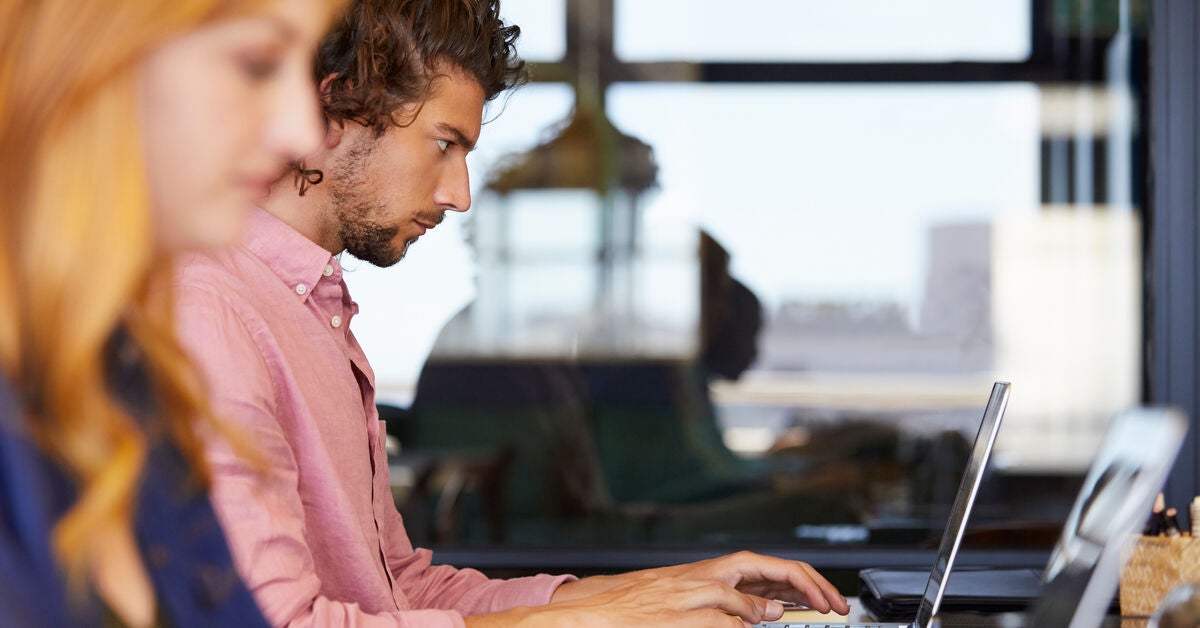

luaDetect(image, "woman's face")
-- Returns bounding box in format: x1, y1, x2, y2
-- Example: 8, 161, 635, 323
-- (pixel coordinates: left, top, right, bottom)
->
139, 0, 328, 251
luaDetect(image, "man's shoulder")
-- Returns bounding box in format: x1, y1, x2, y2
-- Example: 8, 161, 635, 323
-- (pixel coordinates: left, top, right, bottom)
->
177, 246, 248, 282
175, 247, 273, 302
173, 250, 282, 372
174, 248, 288, 338
174, 248, 307, 347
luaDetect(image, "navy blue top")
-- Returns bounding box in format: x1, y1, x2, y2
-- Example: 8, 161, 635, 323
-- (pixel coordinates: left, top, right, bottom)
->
0, 338, 268, 627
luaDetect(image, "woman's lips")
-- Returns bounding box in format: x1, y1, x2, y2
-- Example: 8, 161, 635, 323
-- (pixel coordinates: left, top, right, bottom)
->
236, 172, 279, 199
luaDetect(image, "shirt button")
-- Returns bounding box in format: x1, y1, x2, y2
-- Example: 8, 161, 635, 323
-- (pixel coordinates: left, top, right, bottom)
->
295, 283, 307, 295
331, 315, 342, 328
323, 264, 334, 277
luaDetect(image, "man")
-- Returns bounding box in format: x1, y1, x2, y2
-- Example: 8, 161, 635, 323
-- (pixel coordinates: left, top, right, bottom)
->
176, 1, 850, 626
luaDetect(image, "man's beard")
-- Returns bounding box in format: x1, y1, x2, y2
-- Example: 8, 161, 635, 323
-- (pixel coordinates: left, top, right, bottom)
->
327, 137, 407, 268
338, 207, 408, 268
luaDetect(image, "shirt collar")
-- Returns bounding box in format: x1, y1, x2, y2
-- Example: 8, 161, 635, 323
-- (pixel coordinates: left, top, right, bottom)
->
243, 207, 338, 303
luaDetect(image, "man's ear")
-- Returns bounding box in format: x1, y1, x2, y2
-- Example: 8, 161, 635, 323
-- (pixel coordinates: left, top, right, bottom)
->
318, 72, 339, 103
324, 118, 345, 149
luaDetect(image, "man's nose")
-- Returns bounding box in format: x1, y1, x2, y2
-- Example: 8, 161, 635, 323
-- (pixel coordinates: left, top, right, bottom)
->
435, 159, 471, 212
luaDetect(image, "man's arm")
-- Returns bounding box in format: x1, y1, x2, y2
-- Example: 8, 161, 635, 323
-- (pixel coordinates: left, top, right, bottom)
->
175, 279, 845, 627
550, 551, 848, 616
177, 285, 473, 628
378, 487, 574, 614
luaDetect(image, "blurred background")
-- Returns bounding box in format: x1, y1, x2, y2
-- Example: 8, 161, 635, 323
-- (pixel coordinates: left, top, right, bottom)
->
341, 0, 1152, 584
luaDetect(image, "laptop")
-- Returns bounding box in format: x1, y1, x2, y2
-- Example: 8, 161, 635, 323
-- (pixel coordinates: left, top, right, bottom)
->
1024, 407, 1188, 627
759, 405, 1188, 628
755, 381, 1012, 628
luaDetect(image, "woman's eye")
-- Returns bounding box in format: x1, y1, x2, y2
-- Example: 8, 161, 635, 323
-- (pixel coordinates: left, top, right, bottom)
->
239, 55, 281, 81
436, 139, 451, 153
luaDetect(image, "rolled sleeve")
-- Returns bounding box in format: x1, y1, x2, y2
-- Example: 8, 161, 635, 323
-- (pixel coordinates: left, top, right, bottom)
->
380, 504, 575, 614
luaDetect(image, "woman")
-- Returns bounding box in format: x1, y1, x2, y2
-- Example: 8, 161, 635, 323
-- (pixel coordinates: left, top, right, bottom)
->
0, 0, 341, 625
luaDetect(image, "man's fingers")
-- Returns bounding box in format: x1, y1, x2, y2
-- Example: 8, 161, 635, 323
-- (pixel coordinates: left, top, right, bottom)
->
746, 594, 785, 621
795, 561, 849, 613
698, 582, 763, 623
674, 580, 765, 623
653, 552, 851, 617
721, 554, 847, 614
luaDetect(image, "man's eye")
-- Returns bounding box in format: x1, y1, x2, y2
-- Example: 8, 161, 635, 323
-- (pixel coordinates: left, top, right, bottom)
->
436, 139, 451, 152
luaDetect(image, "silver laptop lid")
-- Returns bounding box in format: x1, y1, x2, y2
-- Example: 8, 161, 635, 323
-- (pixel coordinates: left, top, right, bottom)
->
912, 381, 1011, 628
1029, 407, 1187, 628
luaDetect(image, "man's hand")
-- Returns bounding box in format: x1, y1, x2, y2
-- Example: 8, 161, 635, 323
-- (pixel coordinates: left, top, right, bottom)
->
467, 573, 779, 627
550, 551, 849, 618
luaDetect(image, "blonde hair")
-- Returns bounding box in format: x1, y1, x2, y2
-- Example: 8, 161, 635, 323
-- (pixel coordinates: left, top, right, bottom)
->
0, 0, 336, 590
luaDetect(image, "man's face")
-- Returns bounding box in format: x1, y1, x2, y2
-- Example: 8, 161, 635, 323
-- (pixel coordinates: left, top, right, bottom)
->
326, 64, 485, 267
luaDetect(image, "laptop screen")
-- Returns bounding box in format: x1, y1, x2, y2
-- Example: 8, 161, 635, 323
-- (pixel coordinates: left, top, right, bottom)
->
913, 381, 1011, 627
1029, 408, 1187, 628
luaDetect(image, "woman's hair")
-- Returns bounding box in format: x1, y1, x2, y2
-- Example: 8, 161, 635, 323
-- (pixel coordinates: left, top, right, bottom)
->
0, 0, 329, 590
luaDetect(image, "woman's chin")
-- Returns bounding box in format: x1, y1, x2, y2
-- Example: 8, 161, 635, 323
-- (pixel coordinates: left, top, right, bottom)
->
168, 206, 251, 252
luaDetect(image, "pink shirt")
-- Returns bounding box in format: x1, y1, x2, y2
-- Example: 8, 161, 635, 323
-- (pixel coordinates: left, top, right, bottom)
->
175, 208, 572, 627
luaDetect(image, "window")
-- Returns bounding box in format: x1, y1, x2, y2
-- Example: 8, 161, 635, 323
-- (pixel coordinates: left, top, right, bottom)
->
615, 0, 1031, 62
346, 0, 1147, 574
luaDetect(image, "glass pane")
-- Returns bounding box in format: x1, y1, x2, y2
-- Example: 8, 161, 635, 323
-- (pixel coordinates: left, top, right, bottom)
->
505, 191, 599, 255
616, 0, 1032, 62
507, 263, 597, 334
608, 83, 1040, 310
343, 1, 1145, 564
457, 184, 700, 359
501, 0, 566, 61
607, 81, 1140, 473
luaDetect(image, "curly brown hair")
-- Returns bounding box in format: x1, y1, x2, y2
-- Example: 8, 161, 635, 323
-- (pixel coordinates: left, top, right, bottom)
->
293, 0, 526, 194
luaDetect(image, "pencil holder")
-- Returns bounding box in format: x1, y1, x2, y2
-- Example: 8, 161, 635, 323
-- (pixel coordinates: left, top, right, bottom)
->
1120, 536, 1200, 617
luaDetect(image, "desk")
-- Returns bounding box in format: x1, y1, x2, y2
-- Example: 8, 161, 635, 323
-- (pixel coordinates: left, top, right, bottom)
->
774, 598, 1148, 627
